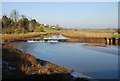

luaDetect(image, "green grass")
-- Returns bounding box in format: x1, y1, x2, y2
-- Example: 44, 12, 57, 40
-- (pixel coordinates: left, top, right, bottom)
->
26, 32, 47, 34
2, 27, 60, 37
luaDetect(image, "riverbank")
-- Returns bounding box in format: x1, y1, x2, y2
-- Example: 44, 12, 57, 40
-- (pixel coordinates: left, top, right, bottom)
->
62, 30, 113, 39
83, 43, 107, 47
2, 32, 59, 43
2, 43, 73, 80
2, 33, 92, 81
61, 30, 120, 45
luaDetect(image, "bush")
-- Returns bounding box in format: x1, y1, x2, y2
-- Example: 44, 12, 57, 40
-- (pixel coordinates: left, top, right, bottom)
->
2, 27, 15, 34
14, 27, 26, 34
38, 26, 44, 32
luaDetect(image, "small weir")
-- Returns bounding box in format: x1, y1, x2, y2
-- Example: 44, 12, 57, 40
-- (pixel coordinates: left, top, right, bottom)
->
13, 34, 69, 43
26, 34, 69, 42
27, 39, 65, 42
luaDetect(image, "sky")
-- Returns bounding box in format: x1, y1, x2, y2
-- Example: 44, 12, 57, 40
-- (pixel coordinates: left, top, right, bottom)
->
2, 2, 118, 29
1, 0, 119, 2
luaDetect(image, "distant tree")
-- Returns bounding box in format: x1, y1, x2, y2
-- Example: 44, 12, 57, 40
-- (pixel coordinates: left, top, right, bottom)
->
9, 10, 19, 22
1, 10, 42, 34
28, 19, 37, 32
38, 25, 44, 32
9, 10, 19, 27
2, 16, 8, 28
2, 27, 15, 34
14, 27, 26, 34
18, 18, 29, 31
2, 16, 14, 28
21, 15, 26, 19
1, 15, 15, 34
34, 22, 41, 32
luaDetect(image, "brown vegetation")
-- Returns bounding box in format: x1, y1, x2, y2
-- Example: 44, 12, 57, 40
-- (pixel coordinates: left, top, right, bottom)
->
2, 32, 59, 43
62, 31, 112, 39
2, 43, 73, 80
65, 38, 106, 43
2, 34, 41, 43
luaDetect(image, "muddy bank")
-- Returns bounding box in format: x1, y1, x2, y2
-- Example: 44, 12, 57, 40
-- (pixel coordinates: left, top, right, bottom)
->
83, 43, 107, 47
2, 43, 73, 80
2, 43, 93, 81
65, 38, 106, 43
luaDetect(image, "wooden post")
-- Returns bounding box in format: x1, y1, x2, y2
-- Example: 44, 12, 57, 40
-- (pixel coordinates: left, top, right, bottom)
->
118, 38, 120, 45
109, 38, 111, 45
112, 37, 115, 45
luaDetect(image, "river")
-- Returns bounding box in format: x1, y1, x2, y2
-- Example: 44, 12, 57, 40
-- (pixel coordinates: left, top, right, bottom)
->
14, 34, 119, 79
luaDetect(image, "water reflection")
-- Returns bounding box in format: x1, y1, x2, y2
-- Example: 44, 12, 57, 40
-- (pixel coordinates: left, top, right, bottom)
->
83, 45, 119, 55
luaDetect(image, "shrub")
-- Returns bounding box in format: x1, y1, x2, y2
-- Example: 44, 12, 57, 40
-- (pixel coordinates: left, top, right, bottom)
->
38, 26, 44, 32
14, 27, 26, 34
2, 27, 15, 34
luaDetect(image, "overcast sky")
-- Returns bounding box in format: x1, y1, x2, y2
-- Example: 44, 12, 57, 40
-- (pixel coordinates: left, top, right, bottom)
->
2, 2, 118, 29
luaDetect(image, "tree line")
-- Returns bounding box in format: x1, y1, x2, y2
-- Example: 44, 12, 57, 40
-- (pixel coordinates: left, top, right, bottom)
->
2, 10, 44, 34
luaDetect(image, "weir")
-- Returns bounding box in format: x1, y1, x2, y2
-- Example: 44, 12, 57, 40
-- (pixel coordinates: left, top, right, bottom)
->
27, 39, 66, 42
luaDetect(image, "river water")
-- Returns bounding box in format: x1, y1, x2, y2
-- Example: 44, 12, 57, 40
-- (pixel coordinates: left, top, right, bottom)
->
14, 35, 119, 79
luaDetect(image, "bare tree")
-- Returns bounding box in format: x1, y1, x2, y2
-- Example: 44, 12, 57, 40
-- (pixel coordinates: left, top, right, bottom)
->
9, 10, 19, 22
21, 15, 26, 19
9, 10, 19, 27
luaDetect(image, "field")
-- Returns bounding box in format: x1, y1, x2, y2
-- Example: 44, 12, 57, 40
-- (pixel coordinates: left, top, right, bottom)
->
62, 29, 119, 39
44, 27, 61, 33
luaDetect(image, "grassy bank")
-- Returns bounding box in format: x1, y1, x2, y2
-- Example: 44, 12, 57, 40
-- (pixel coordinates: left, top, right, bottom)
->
62, 29, 119, 39
61, 29, 120, 45
2, 32, 60, 43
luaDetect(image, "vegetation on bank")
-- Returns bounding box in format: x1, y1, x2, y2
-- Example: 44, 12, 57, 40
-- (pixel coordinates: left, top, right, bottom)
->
2, 15, 40, 34
2, 32, 60, 43
1, 10, 60, 34
1, 10, 61, 43
2, 43, 73, 80
62, 29, 120, 39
